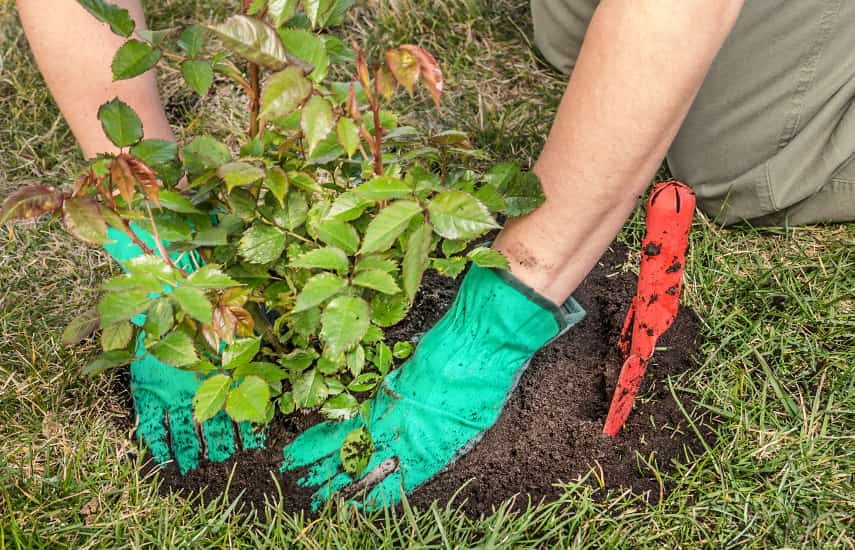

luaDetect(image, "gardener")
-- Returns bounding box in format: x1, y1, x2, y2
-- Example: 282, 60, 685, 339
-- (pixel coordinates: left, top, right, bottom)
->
17, 0, 855, 509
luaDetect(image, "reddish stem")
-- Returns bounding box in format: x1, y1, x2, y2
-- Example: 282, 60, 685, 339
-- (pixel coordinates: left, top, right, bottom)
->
143, 200, 188, 276
371, 99, 383, 176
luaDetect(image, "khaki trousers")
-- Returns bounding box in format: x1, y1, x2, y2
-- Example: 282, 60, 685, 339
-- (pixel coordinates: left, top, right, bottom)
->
531, 0, 855, 225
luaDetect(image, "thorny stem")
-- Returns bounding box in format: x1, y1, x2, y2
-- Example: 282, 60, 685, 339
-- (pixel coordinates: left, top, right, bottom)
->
244, 0, 261, 139
371, 97, 384, 176
143, 200, 188, 276
120, 217, 156, 257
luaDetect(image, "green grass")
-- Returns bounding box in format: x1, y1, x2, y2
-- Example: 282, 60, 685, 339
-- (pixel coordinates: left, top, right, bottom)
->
2, 0, 853, 547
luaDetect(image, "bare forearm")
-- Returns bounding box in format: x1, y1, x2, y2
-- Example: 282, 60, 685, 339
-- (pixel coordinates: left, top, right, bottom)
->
495, 0, 743, 303
16, 0, 174, 158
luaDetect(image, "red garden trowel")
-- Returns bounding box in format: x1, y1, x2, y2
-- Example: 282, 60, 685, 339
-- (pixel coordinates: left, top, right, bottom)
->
603, 180, 696, 437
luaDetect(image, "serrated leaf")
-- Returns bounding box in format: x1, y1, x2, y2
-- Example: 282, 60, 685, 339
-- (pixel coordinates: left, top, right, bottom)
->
183, 136, 231, 176
222, 337, 261, 370
82, 350, 134, 376
171, 286, 213, 324
177, 24, 206, 56
355, 255, 398, 273
238, 223, 286, 264
301, 96, 335, 154
217, 161, 265, 192
260, 66, 312, 119
369, 292, 409, 327
360, 200, 422, 254
441, 239, 466, 257
151, 331, 198, 367
287, 171, 324, 193
321, 295, 370, 356
352, 269, 400, 295
274, 190, 308, 231
386, 47, 419, 95
427, 190, 498, 240
225, 375, 269, 423
348, 372, 380, 392
62, 308, 101, 346
354, 176, 412, 200
98, 98, 142, 147
400, 44, 443, 106
232, 361, 286, 382
375, 64, 396, 99
484, 162, 519, 192
208, 15, 301, 70
393, 341, 414, 359
101, 320, 133, 351
268, 0, 299, 26
112, 39, 161, 80
373, 342, 392, 373
336, 117, 360, 158
158, 190, 202, 214
467, 247, 509, 269
503, 171, 546, 216
193, 374, 230, 422
181, 60, 213, 96
347, 345, 365, 377
327, 191, 370, 221
265, 167, 289, 207
130, 139, 178, 165
278, 28, 328, 81
143, 299, 173, 339
279, 391, 296, 414
340, 426, 373, 477
290, 246, 349, 273
186, 265, 239, 288
293, 272, 345, 313
432, 257, 467, 278
302, 0, 336, 28
473, 183, 507, 212
403, 223, 432, 300
0, 185, 64, 225
78, 0, 134, 36
293, 368, 328, 408
317, 220, 359, 254
65, 197, 110, 246
321, 393, 359, 420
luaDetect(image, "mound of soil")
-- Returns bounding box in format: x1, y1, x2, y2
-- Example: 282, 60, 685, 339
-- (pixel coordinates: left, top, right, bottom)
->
131, 243, 711, 516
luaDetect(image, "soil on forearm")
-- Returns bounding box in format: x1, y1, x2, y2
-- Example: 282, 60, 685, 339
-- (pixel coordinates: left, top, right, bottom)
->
119, 242, 713, 517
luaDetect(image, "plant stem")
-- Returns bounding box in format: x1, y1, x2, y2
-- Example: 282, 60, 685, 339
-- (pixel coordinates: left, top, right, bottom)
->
371, 100, 383, 176
248, 62, 260, 139
120, 217, 156, 257
143, 200, 188, 276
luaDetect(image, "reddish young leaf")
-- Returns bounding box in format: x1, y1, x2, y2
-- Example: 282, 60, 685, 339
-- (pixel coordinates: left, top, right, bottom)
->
124, 155, 162, 206
346, 82, 362, 121
110, 154, 137, 205
201, 322, 221, 352
62, 197, 109, 244
72, 171, 95, 198
385, 47, 420, 96
375, 65, 396, 100
400, 44, 443, 106
0, 184, 65, 225
212, 304, 238, 344
232, 305, 255, 337
352, 41, 373, 103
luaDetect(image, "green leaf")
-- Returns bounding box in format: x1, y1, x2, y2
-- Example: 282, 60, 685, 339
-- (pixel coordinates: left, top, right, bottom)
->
267, 0, 299, 26
301, 96, 335, 154
303, 0, 336, 28
370, 292, 409, 327
225, 375, 270, 423
122, 255, 180, 284
62, 197, 108, 245
287, 171, 324, 194
278, 28, 328, 81
97, 98, 142, 148
151, 331, 198, 367
347, 345, 365, 377
278, 391, 296, 414
260, 66, 312, 119
208, 15, 298, 70
355, 255, 398, 273
62, 308, 101, 345
393, 341, 414, 359
78, 0, 134, 36
467, 247, 509, 269
355, 176, 412, 200
265, 167, 289, 207
473, 184, 507, 212
239, 223, 286, 264
432, 257, 467, 278
232, 361, 286, 382
441, 239, 466, 257
82, 350, 134, 376
292, 368, 328, 408
293, 272, 345, 313
484, 162, 519, 192
360, 200, 422, 254
340, 426, 373, 478
348, 372, 380, 392
177, 24, 206, 57
186, 265, 240, 289
274, 190, 308, 231
101, 320, 133, 351
111, 39, 161, 80
192, 226, 229, 247
183, 136, 231, 176
222, 337, 262, 370
280, 348, 317, 371
321, 295, 370, 356
427, 190, 499, 240
181, 60, 214, 96
131, 139, 178, 165
290, 246, 349, 274
321, 393, 359, 420
157, 190, 202, 214
402, 223, 432, 300
336, 117, 360, 158
373, 342, 392, 373
217, 161, 265, 192
352, 269, 400, 295
99, 291, 151, 327
327, 191, 371, 222
171, 286, 213, 324
193, 374, 231, 423
143, 299, 173, 339
503, 172, 546, 217
317, 220, 359, 254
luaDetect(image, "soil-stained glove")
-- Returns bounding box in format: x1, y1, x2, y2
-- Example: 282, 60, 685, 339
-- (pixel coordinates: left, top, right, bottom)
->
281, 264, 585, 510
103, 226, 264, 474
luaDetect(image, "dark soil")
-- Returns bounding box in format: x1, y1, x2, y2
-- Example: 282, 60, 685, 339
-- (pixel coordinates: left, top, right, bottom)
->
127, 242, 712, 516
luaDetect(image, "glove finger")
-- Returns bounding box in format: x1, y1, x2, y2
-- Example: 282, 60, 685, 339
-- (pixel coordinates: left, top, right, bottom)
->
238, 422, 265, 450
359, 470, 404, 512
201, 411, 236, 463
310, 471, 354, 512
132, 389, 171, 465
167, 404, 201, 474
299, 448, 345, 488
281, 417, 360, 471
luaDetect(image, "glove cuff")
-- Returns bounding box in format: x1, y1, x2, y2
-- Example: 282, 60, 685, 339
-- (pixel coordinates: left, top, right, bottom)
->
491, 267, 586, 332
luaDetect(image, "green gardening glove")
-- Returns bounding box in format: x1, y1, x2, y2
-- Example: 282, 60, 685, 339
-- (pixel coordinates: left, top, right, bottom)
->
281, 263, 585, 510
103, 225, 264, 474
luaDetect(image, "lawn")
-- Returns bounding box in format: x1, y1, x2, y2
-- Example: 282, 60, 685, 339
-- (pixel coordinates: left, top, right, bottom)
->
1, 0, 853, 547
